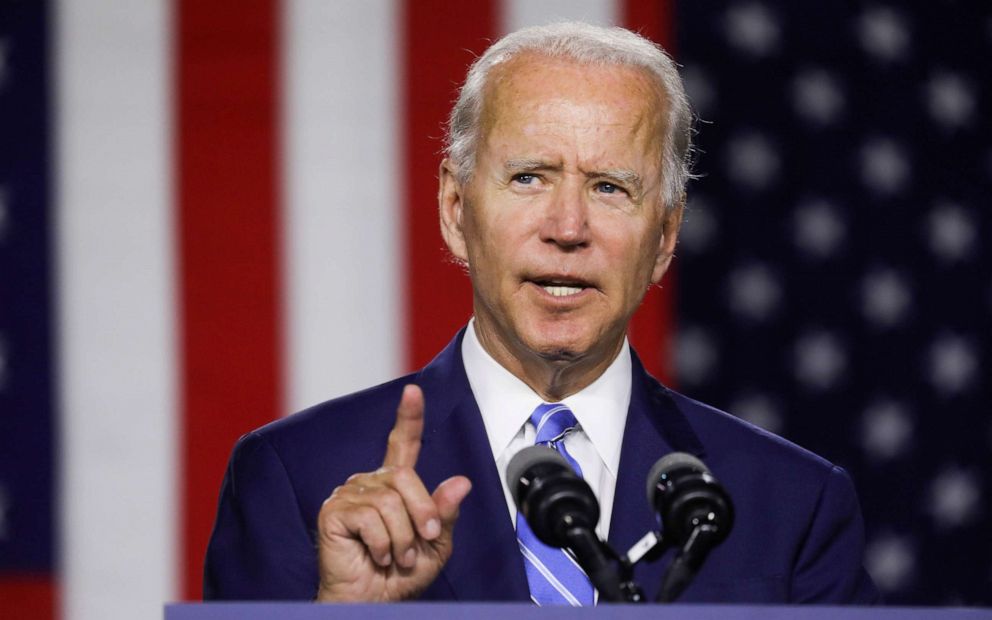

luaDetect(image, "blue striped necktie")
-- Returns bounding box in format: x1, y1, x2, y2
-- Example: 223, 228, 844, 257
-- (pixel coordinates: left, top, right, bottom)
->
515, 403, 596, 606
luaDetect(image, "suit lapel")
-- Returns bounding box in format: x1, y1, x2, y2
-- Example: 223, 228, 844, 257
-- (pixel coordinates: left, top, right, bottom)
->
415, 330, 530, 601
412, 334, 706, 602
608, 351, 706, 600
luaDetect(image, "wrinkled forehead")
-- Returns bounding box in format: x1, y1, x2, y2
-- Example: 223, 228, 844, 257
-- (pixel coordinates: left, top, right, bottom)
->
479, 53, 671, 152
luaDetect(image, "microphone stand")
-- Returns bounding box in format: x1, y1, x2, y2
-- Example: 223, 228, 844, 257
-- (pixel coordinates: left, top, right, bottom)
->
562, 526, 632, 602
654, 524, 721, 603
560, 522, 719, 603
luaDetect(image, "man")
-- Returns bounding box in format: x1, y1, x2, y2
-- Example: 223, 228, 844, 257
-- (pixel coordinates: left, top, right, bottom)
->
204, 22, 879, 604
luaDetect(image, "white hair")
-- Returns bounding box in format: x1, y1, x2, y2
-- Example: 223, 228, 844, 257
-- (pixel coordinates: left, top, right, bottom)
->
445, 21, 694, 211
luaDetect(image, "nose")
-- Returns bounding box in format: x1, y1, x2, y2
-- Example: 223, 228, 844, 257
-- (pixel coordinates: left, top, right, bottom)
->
538, 183, 590, 248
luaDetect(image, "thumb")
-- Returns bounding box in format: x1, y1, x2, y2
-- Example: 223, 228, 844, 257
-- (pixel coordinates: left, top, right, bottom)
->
432, 475, 472, 529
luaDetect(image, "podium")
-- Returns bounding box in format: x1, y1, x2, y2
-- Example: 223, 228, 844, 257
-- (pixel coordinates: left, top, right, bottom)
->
165, 602, 992, 620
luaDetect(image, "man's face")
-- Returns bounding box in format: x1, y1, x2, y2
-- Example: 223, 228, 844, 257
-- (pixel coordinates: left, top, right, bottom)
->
440, 54, 682, 370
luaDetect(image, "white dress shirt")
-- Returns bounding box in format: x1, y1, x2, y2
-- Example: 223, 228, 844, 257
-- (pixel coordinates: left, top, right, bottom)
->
461, 318, 632, 540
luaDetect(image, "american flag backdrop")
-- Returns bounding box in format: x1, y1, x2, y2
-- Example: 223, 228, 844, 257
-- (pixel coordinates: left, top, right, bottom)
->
674, 0, 991, 607
0, 1, 987, 618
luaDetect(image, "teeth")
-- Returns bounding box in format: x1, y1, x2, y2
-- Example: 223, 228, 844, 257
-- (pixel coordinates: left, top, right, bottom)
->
542, 285, 584, 297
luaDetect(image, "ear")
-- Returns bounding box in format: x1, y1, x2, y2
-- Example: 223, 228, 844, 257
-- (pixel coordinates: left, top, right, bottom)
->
438, 158, 469, 263
650, 196, 685, 284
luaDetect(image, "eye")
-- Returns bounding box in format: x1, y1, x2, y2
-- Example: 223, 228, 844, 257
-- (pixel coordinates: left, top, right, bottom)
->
595, 181, 626, 195
511, 173, 537, 185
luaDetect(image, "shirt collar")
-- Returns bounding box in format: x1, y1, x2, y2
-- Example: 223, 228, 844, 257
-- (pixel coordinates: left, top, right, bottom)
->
461, 318, 631, 477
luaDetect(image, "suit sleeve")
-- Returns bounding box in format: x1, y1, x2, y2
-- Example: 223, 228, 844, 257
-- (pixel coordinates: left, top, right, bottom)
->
791, 465, 881, 604
203, 431, 319, 600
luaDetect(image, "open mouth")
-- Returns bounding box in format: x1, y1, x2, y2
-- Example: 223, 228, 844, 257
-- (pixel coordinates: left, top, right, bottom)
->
531, 278, 591, 298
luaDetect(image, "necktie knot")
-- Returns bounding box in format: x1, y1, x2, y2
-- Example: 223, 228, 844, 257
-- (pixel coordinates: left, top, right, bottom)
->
531, 403, 579, 446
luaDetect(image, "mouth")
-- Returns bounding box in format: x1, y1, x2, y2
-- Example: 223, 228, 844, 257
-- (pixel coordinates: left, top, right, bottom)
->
528, 276, 594, 298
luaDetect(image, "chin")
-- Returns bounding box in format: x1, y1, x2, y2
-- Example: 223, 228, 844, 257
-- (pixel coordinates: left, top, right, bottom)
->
519, 323, 595, 362
534, 345, 585, 363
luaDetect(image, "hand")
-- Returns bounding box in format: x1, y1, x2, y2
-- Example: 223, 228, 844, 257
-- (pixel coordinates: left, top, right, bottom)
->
315, 384, 472, 602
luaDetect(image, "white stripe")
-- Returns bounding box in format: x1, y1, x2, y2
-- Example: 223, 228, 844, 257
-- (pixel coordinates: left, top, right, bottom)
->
535, 409, 556, 436
56, 1, 176, 618
283, 0, 402, 413
537, 407, 579, 445
519, 542, 579, 605
560, 547, 598, 603
535, 405, 568, 437
501, 0, 619, 34
563, 547, 591, 578
518, 540, 582, 606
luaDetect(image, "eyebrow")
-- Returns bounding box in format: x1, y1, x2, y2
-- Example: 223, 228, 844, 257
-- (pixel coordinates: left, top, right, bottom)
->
593, 169, 643, 195
505, 159, 642, 186
504, 158, 560, 173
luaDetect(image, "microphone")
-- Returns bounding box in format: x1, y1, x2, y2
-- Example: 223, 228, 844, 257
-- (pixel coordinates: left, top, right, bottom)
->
507, 446, 625, 601
645, 452, 734, 602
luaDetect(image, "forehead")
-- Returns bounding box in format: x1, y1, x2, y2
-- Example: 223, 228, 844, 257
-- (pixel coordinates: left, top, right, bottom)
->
480, 53, 669, 158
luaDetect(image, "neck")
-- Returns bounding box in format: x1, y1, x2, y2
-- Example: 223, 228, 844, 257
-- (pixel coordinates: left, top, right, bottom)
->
472, 320, 623, 402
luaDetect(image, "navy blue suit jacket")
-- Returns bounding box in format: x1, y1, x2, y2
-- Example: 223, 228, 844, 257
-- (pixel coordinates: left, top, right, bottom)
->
204, 329, 879, 603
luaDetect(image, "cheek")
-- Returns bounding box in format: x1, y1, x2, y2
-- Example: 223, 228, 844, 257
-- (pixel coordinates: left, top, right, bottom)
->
461, 205, 493, 263
465, 219, 514, 289
602, 226, 661, 293
471, 209, 528, 266
471, 223, 504, 269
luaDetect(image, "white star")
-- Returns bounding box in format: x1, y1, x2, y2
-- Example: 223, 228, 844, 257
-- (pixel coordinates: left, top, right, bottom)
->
861, 268, 912, 328
792, 198, 846, 259
729, 392, 783, 434
676, 326, 718, 386
860, 138, 910, 195
682, 64, 717, 119
866, 533, 916, 592
858, 7, 910, 62
679, 196, 718, 254
928, 202, 976, 263
928, 334, 978, 396
927, 72, 976, 129
792, 69, 845, 126
861, 399, 913, 461
727, 262, 782, 322
726, 132, 781, 190
724, 2, 780, 57
793, 330, 846, 391
929, 467, 982, 529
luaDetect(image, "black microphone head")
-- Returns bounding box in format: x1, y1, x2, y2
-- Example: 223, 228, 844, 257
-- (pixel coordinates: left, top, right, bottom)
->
646, 452, 734, 546
645, 452, 710, 505
506, 446, 570, 509
506, 445, 599, 548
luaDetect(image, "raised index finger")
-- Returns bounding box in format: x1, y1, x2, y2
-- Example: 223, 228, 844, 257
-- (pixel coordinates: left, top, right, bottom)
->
383, 384, 425, 468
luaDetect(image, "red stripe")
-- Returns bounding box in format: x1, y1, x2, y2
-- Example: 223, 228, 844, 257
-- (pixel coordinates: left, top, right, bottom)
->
176, 0, 282, 599
403, 0, 499, 369
0, 576, 56, 619
623, 0, 677, 385
622, 0, 675, 48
